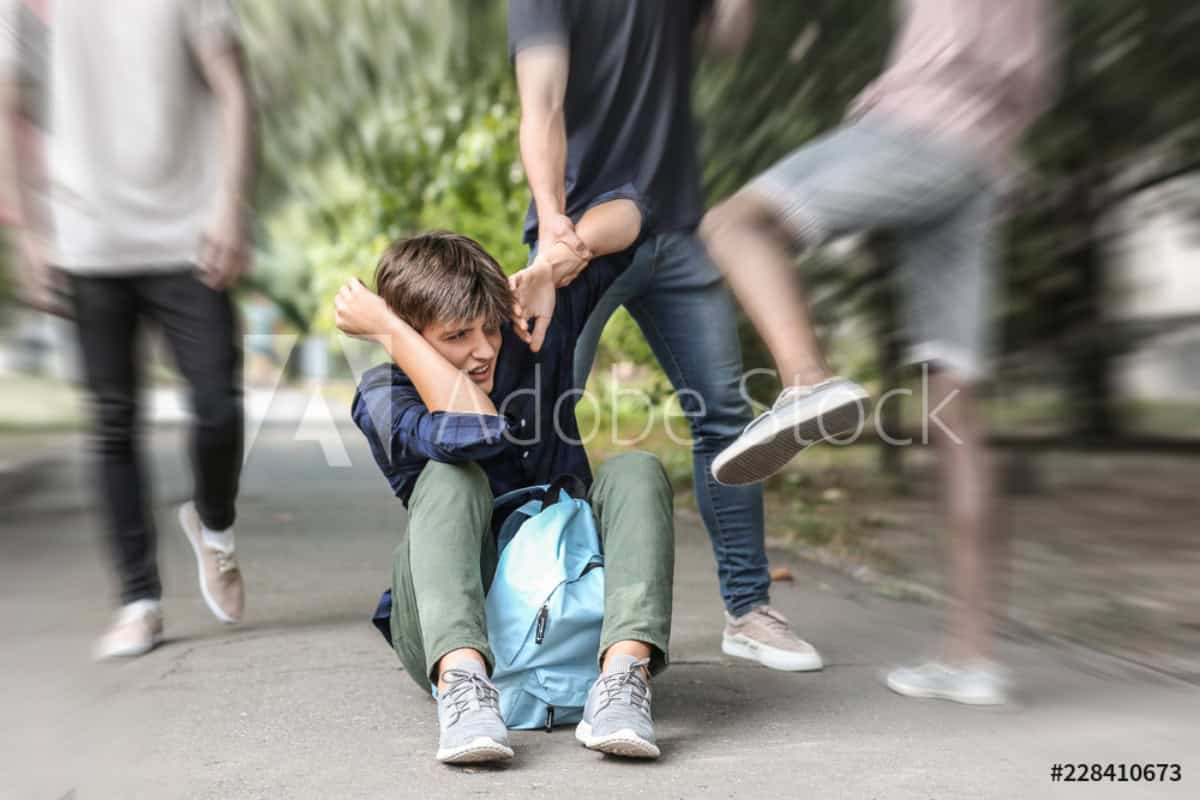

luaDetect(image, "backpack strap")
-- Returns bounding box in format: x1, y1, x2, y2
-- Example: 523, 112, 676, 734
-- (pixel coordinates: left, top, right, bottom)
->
543, 474, 589, 507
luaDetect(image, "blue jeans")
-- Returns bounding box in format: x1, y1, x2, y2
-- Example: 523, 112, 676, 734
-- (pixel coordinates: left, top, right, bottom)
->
573, 232, 770, 616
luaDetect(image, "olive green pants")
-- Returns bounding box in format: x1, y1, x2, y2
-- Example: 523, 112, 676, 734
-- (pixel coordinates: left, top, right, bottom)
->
389, 451, 675, 692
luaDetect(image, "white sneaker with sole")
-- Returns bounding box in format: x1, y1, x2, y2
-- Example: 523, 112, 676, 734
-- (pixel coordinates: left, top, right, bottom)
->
722, 605, 823, 671
94, 599, 163, 660
885, 661, 1009, 706
712, 378, 870, 486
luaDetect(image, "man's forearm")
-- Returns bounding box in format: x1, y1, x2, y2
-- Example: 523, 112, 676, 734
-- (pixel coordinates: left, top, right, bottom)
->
542, 198, 642, 285
519, 106, 567, 224
378, 318, 498, 417
213, 48, 255, 225
515, 44, 571, 233
0, 77, 44, 235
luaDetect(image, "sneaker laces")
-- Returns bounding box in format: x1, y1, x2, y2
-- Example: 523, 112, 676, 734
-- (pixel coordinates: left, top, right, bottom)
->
214, 550, 239, 574
742, 379, 841, 436
441, 669, 502, 725
596, 658, 651, 712
749, 605, 792, 634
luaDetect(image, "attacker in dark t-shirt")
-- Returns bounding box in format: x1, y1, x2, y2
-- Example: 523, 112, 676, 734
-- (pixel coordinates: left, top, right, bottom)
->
509, 1, 828, 673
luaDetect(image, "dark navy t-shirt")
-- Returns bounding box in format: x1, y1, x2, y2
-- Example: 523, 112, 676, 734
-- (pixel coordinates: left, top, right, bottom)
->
508, 0, 710, 241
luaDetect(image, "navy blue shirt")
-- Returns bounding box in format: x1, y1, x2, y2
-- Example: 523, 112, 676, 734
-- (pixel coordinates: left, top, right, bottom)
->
352, 251, 632, 506
508, 0, 710, 241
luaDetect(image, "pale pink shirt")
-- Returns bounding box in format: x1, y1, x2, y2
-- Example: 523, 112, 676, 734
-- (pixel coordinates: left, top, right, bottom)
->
851, 0, 1057, 181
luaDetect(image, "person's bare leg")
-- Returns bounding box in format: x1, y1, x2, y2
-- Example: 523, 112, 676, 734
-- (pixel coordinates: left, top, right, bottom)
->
703, 191, 869, 486
927, 371, 994, 663
884, 370, 1006, 704
701, 192, 832, 388
436, 647, 488, 692
602, 640, 652, 680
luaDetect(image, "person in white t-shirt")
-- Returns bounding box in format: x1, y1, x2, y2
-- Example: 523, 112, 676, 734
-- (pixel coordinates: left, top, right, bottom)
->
0, 0, 257, 658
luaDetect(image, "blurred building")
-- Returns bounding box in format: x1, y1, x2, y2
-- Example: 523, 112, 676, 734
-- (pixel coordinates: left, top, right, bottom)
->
1110, 176, 1200, 402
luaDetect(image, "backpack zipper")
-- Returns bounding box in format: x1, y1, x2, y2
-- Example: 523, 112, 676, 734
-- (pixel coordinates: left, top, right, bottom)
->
533, 559, 602, 646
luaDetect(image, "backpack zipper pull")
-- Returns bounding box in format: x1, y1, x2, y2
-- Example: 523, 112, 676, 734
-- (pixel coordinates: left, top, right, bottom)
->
535, 604, 549, 644
545, 705, 555, 732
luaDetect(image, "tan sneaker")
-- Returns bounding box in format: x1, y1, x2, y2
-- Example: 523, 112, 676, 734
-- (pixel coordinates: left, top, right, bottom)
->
722, 605, 823, 671
94, 600, 163, 660
179, 501, 244, 624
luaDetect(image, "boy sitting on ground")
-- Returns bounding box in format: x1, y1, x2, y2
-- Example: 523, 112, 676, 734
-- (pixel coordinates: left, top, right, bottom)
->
335, 199, 675, 765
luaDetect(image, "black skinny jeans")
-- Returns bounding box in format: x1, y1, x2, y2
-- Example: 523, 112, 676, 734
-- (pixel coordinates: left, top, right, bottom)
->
69, 270, 243, 604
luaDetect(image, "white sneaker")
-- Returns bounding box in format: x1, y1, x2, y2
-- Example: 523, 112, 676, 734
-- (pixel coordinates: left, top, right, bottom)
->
94, 600, 163, 660
885, 661, 1009, 706
721, 605, 824, 671
712, 378, 870, 486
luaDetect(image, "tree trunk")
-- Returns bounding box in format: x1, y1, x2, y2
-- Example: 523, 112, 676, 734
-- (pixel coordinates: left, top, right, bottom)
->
1063, 180, 1118, 441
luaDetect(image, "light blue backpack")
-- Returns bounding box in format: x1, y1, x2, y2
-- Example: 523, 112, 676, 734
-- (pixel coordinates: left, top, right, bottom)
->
486, 475, 604, 730
371, 475, 604, 731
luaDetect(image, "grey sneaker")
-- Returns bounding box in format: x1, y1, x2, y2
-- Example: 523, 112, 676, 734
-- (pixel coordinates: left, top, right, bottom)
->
722, 605, 823, 671
885, 661, 1009, 706
712, 378, 870, 485
576, 655, 660, 759
435, 662, 513, 764
93, 599, 163, 660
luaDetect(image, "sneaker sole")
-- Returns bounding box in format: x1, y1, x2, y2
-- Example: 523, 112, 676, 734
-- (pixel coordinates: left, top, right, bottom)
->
722, 635, 824, 672
93, 633, 163, 661
712, 387, 870, 486
436, 737, 514, 764
575, 721, 660, 759
178, 503, 240, 625
885, 676, 1006, 706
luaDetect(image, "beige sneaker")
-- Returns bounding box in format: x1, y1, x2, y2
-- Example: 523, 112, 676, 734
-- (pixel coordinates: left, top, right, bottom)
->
179, 501, 244, 624
722, 605, 823, 671
94, 600, 163, 660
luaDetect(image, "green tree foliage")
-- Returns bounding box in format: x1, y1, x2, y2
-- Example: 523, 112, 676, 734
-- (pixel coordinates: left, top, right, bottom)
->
241, 0, 1200, 442
694, 0, 891, 386
699, 0, 1200, 436
240, 0, 653, 365
240, 0, 525, 334
1004, 0, 1200, 437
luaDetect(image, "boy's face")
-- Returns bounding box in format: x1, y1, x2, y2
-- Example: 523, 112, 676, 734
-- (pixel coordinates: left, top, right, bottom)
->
421, 316, 503, 394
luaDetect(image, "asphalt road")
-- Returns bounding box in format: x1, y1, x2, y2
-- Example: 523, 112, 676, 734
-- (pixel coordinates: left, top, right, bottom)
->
3, 427, 1197, 799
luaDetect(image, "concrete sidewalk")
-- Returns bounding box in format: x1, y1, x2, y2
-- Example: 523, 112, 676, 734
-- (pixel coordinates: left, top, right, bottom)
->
3, 428, 1197, 799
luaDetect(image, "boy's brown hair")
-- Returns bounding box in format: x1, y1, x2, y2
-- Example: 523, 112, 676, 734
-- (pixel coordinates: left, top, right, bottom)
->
374, 231, 513, 331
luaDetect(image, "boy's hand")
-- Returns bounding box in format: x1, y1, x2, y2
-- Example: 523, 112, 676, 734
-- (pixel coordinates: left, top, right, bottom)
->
509, 260, 556, 353
334, 278, 396, 339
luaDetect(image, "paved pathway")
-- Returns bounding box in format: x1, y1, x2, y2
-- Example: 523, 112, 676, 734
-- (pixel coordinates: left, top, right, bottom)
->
3, 429, 1196, 798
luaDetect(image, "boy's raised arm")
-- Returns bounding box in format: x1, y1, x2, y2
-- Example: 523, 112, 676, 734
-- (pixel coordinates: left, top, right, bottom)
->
335, 279, 498, 417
